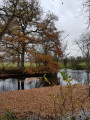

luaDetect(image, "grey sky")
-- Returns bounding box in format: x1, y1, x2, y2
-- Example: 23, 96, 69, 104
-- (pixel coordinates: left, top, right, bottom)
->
40, 0, 88, 57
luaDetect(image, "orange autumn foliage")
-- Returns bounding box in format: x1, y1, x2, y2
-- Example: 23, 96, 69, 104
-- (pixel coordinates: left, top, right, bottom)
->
25, 54, 60, 74
46, 32, 58, 40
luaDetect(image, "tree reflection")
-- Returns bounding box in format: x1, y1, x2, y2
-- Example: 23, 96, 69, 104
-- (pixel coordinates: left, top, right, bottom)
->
21, 81, 24, 90
18, 79, 20, 90
86, 71, 90, 84
18, 79, 24, 90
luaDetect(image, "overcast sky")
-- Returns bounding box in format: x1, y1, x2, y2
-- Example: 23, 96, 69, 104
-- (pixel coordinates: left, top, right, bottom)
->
40, 0, 88, 57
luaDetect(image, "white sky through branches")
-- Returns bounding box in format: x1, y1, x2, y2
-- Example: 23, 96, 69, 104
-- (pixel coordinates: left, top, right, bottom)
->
40, 0, 88, 57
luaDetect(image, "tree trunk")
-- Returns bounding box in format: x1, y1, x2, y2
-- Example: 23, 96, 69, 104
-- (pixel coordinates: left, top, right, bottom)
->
17, 52, 20, 67
17, 42, 20, 67
86, 52, 89, 71
21, 42, 25, 70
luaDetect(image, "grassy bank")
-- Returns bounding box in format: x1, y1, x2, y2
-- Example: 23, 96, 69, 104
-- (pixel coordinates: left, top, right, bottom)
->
61, 62, 90, 70
0, 62, 89, 79
0, 62, 89, 70
0, 62, 36, 69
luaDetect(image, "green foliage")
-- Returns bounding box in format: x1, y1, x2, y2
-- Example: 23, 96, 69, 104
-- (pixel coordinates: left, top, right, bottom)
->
0, 99, 3, 103
70, 116, 76, 120
61, 61, 88, 70
23, 118, 29, 120
43, 74, 50, 85
61, 71, 72, 85
48, 71, 81, 118
1, 109, 16, 120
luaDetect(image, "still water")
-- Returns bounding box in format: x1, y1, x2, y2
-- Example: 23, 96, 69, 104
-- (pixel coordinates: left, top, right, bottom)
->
58, 69, 90, 85
0, 69, 90, 92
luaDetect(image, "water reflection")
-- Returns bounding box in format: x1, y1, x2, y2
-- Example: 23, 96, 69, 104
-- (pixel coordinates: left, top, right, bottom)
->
0, 69, 90, 92
58, 69, 90, 84
86, 71, 90, 84
0, 77, 43, 92
24, 77, 43, 89
17, 79, 24, 90
0, 78, 18, 92
18, 79, 20, 90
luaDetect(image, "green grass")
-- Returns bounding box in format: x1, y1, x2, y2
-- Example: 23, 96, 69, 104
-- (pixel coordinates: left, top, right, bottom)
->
79, 62, 87, 68
60, 63, 72, 69
0, 62, 37, 70
60, 62, 88, 70
24, 62, 36, 68
0, 61, 89, 70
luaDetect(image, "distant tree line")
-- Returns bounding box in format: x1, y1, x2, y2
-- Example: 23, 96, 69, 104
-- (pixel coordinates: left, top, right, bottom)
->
63, 56, 90, 70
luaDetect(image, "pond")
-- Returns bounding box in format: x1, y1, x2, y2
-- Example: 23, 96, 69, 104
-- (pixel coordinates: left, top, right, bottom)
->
58, 69, 90, 85
0, 69, 90, 92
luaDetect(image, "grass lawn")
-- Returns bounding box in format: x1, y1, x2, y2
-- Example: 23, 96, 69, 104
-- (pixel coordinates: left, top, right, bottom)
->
61, 63, 72, 69
79, 62, 87, 68
0, 62, 37, 70
0, 62, 88, 70
60, 62, 89, 70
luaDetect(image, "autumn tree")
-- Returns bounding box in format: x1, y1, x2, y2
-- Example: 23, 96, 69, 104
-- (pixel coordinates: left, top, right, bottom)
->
1, 0, 42, 69
25, 13, 63, 74
0, 0, 19, 41
14, 0, 42, 69
35, 13, 63, 62
1, 20, 21, 67
0, 0, 63, 74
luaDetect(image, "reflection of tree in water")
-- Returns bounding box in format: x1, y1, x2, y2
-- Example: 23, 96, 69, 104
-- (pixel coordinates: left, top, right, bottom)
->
35, 81, 39, 88
18, 79, 20, 90
64, 69, 90, 84
86, 71, 90, 84
35, 79, 43, 88
71, 70, 83, 83
17, 77, 25, 90
0, 78, 18, 92
21, 81, 24, 89
1, 80, 5, 92
0, 70, 89, 92
27, 79, 43, 89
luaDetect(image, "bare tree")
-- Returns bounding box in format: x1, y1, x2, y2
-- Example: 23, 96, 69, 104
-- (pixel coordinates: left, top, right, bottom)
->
76, 32, 90, 71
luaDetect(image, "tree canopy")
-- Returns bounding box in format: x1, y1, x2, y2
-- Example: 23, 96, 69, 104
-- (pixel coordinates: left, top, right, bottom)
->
0, 0, 63, 74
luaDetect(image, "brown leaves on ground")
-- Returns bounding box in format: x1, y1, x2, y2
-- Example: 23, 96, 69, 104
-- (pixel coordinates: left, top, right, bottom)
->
0, 84, 90, 120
